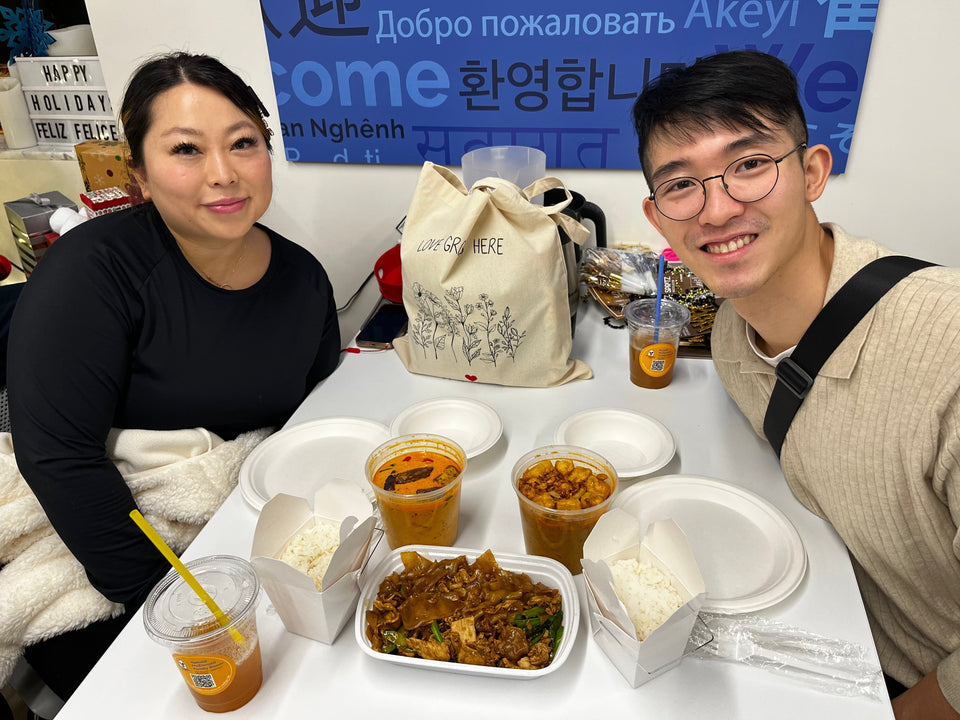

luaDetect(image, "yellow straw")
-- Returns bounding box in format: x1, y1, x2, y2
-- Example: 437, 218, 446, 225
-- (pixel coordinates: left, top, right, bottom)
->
130, 510, 244, 644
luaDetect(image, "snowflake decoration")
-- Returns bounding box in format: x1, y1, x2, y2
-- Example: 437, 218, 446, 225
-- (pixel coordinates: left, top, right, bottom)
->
0, 2, 55, 64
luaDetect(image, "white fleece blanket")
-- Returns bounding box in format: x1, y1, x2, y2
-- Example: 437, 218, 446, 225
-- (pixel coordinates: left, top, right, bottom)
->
0, 426, 271, 686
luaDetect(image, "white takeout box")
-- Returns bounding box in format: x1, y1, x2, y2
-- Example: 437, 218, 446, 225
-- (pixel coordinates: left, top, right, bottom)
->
581, 509, 705, 688
251, 480, 378, 644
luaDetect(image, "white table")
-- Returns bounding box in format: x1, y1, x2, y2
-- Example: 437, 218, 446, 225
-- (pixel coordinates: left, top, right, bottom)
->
58, 302, 893, 719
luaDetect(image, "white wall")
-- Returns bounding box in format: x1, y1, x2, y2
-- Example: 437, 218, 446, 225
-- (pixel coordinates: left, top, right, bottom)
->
83, 0, 960, 331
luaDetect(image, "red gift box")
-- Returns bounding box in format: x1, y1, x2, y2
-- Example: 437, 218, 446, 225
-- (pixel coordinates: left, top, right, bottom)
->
80, 187, 131, 216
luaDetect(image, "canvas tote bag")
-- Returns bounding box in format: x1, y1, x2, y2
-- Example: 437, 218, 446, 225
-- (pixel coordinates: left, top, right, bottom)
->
393, 162, 593, 387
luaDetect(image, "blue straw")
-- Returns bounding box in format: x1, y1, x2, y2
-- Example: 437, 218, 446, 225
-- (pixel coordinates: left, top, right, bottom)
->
654, 253, 666, 342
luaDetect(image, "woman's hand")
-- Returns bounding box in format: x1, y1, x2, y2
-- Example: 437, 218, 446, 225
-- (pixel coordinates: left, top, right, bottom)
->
893, 669, 960, 720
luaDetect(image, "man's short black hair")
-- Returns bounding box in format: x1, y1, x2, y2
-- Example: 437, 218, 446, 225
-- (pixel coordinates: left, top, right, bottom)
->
632, 51, 809, 189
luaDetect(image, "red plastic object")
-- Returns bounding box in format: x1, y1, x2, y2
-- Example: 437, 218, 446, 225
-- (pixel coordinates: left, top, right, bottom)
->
375, 244, 403, 303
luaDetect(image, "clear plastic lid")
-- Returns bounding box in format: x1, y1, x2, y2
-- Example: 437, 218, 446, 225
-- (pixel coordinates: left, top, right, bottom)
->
142, 555, 260, 644
623, 298, 691, 329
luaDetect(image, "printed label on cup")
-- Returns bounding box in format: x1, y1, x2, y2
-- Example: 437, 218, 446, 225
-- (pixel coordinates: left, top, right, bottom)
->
638, 343, 676, 377
173, 653, 237, 695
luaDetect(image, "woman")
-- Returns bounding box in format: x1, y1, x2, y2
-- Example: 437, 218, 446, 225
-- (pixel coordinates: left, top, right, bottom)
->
5, 52, 340, 701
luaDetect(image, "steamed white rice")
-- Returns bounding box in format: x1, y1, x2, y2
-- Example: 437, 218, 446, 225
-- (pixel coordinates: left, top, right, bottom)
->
609, 557, 683, 641
278, 519, 341, 591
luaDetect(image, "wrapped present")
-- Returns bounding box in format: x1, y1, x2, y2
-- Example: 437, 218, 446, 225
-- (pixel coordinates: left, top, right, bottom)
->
74, 139, 144, 203
80, 187, 131, 216
11, 229, 56, 276
4, 191, 77, 236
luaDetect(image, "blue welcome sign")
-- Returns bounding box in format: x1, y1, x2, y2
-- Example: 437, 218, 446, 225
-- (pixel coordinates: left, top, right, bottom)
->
259, 0, 877, 172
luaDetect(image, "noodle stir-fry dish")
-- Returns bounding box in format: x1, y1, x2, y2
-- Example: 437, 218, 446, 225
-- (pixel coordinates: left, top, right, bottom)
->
365, 550, 563, 669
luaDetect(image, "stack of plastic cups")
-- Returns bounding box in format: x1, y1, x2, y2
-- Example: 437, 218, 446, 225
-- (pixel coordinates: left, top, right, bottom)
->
460, 146, 547, 204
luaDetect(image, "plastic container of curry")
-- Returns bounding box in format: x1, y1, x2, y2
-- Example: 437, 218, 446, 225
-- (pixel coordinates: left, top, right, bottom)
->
512, 445, 618, 575
355, 545, 579, 679
364, 434, 466, 549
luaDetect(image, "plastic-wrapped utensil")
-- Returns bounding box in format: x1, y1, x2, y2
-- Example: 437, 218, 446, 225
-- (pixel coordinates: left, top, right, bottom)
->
687, 612, 885, 701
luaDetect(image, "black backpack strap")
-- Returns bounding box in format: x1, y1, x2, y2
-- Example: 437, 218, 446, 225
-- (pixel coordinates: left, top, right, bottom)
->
763, 256, 936, 459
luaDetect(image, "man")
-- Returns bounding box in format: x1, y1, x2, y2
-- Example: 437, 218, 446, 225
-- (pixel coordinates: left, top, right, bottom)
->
634, 50, 960, 719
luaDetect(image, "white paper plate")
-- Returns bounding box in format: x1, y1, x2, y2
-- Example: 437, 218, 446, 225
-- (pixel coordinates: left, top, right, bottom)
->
554, 408, 676, 477
390, 398, 503, 458
613, 475, 807, 614
239, 417, 391, 510
356, 545, 578, 679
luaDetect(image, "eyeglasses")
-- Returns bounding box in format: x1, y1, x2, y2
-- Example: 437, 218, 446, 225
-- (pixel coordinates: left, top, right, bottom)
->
649, 143, 807, 221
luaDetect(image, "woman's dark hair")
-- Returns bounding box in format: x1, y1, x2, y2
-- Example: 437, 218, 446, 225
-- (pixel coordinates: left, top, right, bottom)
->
120, 52, 272, 169
632, 50, 808, 188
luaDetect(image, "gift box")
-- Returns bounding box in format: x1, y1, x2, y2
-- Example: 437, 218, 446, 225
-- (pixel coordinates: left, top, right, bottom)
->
581, 510, 705, 688
11, 226, 58, 276
4, 190, 77, 236
74, 139, 144, 203
13, 238, 36, 275
11, 225, 57, 253
251, 481, 379, 644
80, 187, 131, 216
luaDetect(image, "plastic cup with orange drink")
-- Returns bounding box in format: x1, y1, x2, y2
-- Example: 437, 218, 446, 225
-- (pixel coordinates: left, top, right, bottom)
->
624, 298, 690, 389
142, 555, 262, 713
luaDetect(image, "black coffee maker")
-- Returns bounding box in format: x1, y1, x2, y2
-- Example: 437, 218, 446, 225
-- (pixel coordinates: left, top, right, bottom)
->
544, 188, 607, 337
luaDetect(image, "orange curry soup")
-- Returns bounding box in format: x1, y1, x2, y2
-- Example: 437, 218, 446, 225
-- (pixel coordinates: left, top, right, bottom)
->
372, 450, 461, 496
